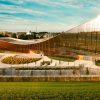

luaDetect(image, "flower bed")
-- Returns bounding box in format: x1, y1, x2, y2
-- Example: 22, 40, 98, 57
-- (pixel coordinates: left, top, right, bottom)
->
1, 56, 41, 64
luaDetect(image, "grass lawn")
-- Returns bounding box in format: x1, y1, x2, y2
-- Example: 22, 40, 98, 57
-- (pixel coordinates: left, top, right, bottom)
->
49, 56, 76, 62
0, 82, 100, 100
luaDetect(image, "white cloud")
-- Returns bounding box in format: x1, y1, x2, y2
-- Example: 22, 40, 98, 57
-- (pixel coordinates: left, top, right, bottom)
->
0, 4, 48, 16
0, 14, 76, 32
0, 0, 99, 32
0, 0, 83, 8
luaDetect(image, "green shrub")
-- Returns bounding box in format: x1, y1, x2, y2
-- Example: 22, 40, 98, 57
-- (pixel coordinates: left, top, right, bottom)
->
95, 60, 100, 66
41, 61, 50, 65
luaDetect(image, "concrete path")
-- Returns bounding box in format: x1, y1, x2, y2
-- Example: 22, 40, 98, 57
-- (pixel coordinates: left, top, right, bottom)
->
0, 52, 99, 69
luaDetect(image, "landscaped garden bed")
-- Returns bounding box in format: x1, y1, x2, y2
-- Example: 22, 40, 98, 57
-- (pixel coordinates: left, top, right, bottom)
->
1, 56, 41, 64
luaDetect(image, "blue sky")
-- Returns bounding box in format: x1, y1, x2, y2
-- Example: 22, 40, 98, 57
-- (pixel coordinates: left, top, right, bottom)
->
0, 0, 100, 32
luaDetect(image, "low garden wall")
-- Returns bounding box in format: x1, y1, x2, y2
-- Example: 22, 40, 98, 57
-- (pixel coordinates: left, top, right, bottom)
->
0, 76, 100, 82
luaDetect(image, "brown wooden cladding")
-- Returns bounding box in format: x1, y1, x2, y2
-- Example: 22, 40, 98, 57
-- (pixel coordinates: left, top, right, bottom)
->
0, 32, 100, 55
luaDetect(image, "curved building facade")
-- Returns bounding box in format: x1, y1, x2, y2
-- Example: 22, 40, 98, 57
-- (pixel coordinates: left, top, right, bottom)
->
0, 15, 100, 55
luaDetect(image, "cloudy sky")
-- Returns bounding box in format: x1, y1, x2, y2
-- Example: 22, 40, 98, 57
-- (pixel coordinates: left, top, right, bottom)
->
0, 0, 100, 32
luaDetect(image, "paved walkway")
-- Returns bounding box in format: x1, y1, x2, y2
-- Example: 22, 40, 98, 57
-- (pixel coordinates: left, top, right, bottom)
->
0, 52, 99, 69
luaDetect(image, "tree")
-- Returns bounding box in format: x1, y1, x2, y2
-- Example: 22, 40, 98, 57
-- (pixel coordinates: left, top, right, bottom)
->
86, 67, 89, 75
11, 33, 17, 38
31, 70, 33, 76
18, 34, 28, 40
59, 69, 62, 76
0, 34, 4, 37
73, 69, 76, 75
79, 64, 84, 76
2, 68, 6, 76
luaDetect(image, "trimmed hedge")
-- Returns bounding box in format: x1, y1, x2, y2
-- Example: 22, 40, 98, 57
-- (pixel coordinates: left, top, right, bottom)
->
16, 67, 79, 70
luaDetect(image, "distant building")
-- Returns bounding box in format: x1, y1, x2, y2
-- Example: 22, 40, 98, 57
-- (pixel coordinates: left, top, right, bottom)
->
26, 31, 33, 35
0, 31, 13, 37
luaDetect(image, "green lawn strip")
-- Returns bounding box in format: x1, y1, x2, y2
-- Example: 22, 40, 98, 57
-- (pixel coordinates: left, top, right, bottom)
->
48, 55, 76, 62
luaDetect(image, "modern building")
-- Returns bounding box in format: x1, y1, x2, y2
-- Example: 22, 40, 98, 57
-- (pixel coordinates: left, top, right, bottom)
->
0, 15, 100, 57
